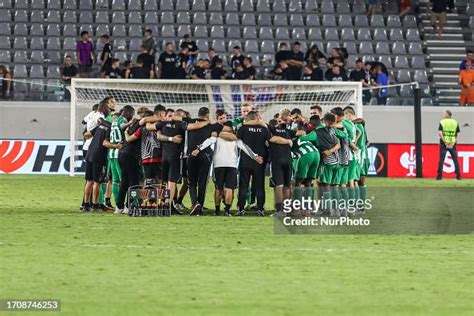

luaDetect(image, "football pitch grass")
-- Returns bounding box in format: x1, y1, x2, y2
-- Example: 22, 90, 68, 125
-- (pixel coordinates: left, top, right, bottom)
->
0, 175, 473, 315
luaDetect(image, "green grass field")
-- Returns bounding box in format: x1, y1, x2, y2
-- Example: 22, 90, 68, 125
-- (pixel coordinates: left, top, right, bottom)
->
1, 175, 473, 315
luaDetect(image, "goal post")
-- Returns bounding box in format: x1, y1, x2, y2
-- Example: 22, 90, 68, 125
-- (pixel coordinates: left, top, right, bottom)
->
69, 79, 363, 176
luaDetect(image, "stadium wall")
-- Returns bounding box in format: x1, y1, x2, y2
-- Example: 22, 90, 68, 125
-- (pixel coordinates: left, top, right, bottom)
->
1, 102, 473, 144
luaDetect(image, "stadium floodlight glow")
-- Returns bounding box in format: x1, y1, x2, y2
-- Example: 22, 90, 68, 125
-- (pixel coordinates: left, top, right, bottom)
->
69, 79, 363, 176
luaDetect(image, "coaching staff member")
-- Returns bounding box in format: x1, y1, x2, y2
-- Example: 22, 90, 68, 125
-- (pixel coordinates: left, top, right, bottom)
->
436, 110, 461, 180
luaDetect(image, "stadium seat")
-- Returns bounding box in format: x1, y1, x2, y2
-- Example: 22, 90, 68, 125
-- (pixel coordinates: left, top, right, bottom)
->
224, 0, 238, 11
177, 25, 192, 38
320, 1, 334, 13
421, 98, 433, 106
392, 42, 406, 55
129, 38, 142, 51
357, 28, 372, 41
30, 11, 44, 23
160, 0, 174, 10
176, 0, 190, 10
244, 39, 259, 53
322, 14, 337, 27
30, 37, 44, 50
275, 27, 290, 40
242, 26, 256, 39
336, 2, 350, 13
257, 13, 271, 26
144, 12, 158, 24
192, 0, 205, 10
403, 15, 417, 28
30, 65, 45, 78
256, 0, 270, 12
408, 42, 423, 55
397, 70, 411, 83
30, 24, 44, 36
0, 50, 10, 62
144, 0, 157, 10
373, 29, 388, 41
341, 28, 355, 41
112, 0, 126, 10
324, 28, 338, 40
96, 25, 110, 36
208, 0, 221, 11
210, 25, 225, 38
128, 11, 142, 24
227, 39, 241, 51
112, 12, 126, 24
63, 38, 76, 50
378, 56, 393, 68
405, 29, 420, 41
338, 14, 352, 27
161, 25, 175, 38
208, 12, 223, 25
291, 27, 306, 40
358, 42, 373, 54
240, 0, 254, 12
128, 0, 141, 10
211, 39, 226, 52
399, 84, 413, 97
161, 11, 174, 24
226, 13, 239, 25
13, 64, 28, 78
79, 0, 92, 10
80, 11, 93, 24
370, 15, 385, 27
259, 27, 273, 39
14, 51, 28, 63
343, 41, 357, 54
46, 10, 60, 23
0, 22, 9, 35
13, 23, 28, 36
272, 0, 286, 12
354, 15, 368, 27
14, 37, 28, 49
196, 39, 208, 51
194, 25, 208, 38
288, 0, 302, 12
129, 25, 143, 37
326, 41, 338, 54
46, 37, 60, 50
242, 13, 256, 26
387, 15, 401, 27
305, 14, 319, 26
304, 0, 317, 11
411, 56, 425, 69
375, 42, 390, 55
47, 0, 61, 9
63, 11, 77, 23
15, 0, 28, 9
389, 28, 404, 41
0, 35, 11, 48
63, 24, 77, 37
14, 10, 28, 22
260, 40, 275, 53
274, 14, 288, 26
176, 12, 190, 24
308, 28, 322, 40
414, 70, 428, 83
386, 97, 400, 106
394, 56, 409, 69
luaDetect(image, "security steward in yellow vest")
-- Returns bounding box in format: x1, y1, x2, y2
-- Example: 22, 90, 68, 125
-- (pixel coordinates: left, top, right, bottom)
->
437, 110, 461, 180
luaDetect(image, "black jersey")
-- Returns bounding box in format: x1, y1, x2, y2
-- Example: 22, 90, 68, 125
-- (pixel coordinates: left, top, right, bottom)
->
155, 120, 186, 158
186, 119, 223, 156
237, 125, 271, 166
268, 125, 296, 163
159, 52, 177, 79
120, 122, 141, 160
86, 120, 111, 164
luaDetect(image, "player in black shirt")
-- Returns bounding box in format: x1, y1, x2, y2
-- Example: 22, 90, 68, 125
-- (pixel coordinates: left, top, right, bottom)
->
159, 42, 178, 79
286, 41, 305, 81
211, 58, 227, 79
243, 57, 256, 80
185, 107, 227, 215
236, 111, 270, 216
100, 34, 112, 76
84, 101, 113, 211
180, 34, 199, 65
230, 46, 245, 74
137, 45, 156, 78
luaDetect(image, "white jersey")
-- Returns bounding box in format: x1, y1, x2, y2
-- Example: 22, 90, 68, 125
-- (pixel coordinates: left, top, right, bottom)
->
214, 138, 240, 168
82, 111, 104, 151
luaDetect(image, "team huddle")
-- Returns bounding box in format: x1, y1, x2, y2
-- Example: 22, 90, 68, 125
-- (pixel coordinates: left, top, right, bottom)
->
81, 97, 369, 217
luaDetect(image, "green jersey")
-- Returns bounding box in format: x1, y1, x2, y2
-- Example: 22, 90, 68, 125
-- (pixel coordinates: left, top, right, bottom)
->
108, 116, 128, 159
292, 131, 318, 159
232, 117, 244, 129
355, 123, 368, 161
342, 119, 357, 160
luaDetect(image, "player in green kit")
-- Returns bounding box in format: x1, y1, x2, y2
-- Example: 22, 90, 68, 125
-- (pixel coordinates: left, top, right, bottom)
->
104, 106, 136, 208
100, 97, 116, 211
353, 117, 369, 213
343, 106, 361, 212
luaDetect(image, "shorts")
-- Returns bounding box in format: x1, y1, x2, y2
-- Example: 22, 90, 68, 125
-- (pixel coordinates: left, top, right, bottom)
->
360, 158, 369, 177
143, 162, 162, 180
85, 161, 105, 182
78, 64, 92, 73
431, 12, 447, 25
270, 160, 293, 187
213, 167, 238, 190
319, 164, 339, 185
337, 165, 349, 185
460, 87, 474, 105
295, 151, 320, 181
348, 160, 360, 181
162, 156, 182, 183
109, 157, 121, 183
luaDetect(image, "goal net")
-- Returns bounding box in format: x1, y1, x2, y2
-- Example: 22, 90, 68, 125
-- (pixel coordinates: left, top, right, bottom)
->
70, 79, 363, 176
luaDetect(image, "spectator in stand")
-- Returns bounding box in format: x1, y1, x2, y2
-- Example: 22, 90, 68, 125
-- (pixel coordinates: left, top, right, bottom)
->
99, 34, 112, 77
211, 58, 227, 79
326, 48, 345, 72
76, 31, 95, 78
230, 46, 245, 75
0, 65, 12, 99
286, 41, 305, 81
399, 0, 412, 17
430, 0, 448, 39
233, 64, 247, 80
325, 65, 348, 81
127, 58, 152, 79
104, 58, 121, 79
191, 59, 209, 79
303, 62, 324, 81
459, 50, 473, 70
176, 46, 190, 79
158, 42, 178, 79
137, 45, 155, 78
339, 47, 349, 67
121, 60, 131, 78
305, 45, 327, 65
350, 59, 371, 104
142, 29, 156, 56
180, 34, 199, 65
208, 49, 220, 70
367, 0, 378, 16
370, 61, 389, 76
459, 59, 474, 106
373, 65, 389, 105
275, 42, 290, 64
61, 56, 78, 100
243, 57, 256, 80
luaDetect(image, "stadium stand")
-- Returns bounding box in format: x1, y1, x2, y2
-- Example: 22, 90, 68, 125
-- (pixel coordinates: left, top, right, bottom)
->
0, 0, 471, 104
